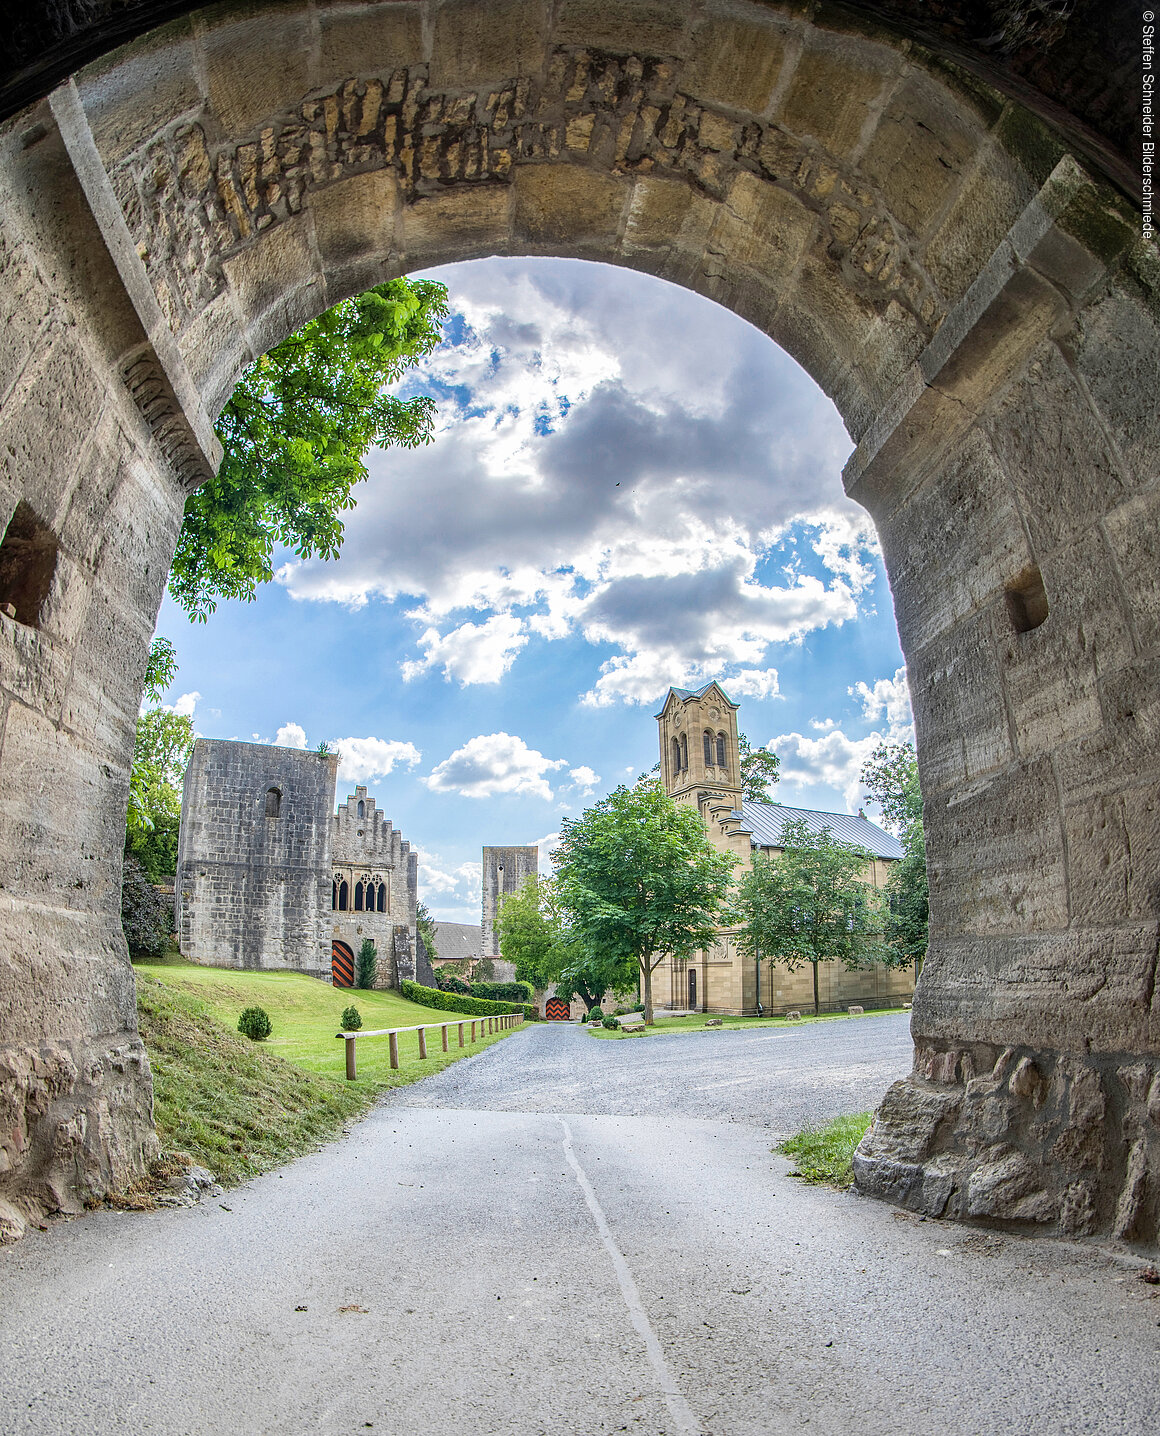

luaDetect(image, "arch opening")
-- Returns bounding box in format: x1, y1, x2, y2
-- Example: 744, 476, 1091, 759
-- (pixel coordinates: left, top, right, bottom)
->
0, 0, 1153, 1248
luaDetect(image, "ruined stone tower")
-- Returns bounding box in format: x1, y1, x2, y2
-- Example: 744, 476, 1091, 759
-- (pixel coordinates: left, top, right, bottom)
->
480, 846, 539, 958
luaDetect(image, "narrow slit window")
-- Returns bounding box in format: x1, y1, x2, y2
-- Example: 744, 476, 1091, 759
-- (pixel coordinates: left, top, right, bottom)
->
1006, 565, 1049, 634
716, 733, 727, 768
265, 787, 281, 818
0, 501, 59, 629
357, 799, 365, 818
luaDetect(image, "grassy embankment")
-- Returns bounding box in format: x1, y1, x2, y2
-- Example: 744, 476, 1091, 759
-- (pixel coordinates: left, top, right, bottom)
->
135, 957, 520, 1185
587, 1006, 910, 1039
778, 1112, 875, 1188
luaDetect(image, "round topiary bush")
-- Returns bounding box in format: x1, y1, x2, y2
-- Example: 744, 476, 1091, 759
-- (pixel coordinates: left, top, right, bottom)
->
341, 1005, 362, 1031
237, 1006, 272, 1041
588, 1007, 603, 1022
602, 1015, 620, 1030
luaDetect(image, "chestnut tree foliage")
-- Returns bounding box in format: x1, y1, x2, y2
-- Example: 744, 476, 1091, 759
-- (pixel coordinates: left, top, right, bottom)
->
170, 278, 448, 621
860, 740, 928, 970
554, 782, 736, 1023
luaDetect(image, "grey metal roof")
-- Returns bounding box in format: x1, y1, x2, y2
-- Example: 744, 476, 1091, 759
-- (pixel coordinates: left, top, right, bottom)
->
653, 681, 739, 718
739, 802, 904, 860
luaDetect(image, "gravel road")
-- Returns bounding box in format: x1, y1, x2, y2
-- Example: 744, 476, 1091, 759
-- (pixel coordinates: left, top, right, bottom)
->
3, 1015, 1157, 1436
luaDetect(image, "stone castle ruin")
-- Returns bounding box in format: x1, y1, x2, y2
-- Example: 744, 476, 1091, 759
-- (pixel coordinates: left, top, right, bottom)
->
0, 1, 1156, 1246
480, 845, 539, 959
177, 739, 426, 988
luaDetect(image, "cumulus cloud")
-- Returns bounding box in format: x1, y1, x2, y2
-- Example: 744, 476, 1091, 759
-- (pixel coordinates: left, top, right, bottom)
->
424, 732, 567, 801
567, 766, 600, 794
275, 258, 869, 706
274, 721, 308, 749
400, 614, 528, 685
850, 665, 914, 742
772, 729, 883, 813
333, 737, 422, 784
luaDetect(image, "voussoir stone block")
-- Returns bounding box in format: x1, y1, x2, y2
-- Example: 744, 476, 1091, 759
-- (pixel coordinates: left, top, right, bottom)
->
430, 0, 548, 90
78, 22, 203, 169
681, 10, 788, 114
403, 184, 513, 266
318, 2, 425, 87
513, 163, 627, 249
552, 0, 690, 56
707, 170, 814, 279
777, 38, 892, 155
200, 8, 314, 139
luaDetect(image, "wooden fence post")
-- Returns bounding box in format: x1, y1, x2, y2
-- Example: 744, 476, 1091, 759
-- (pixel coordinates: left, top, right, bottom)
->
441, 1024, 449, 1052
389, 1031, 399, 1069
345, 1036, 357, 1081
471, 1020, 477, 1042
458, 1021, 465, 1047
418, 1026, 428, 1059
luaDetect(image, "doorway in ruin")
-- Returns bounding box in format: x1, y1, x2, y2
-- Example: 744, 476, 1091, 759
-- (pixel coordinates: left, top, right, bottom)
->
332, 941, 356, 989
0, 0, 1154, 1246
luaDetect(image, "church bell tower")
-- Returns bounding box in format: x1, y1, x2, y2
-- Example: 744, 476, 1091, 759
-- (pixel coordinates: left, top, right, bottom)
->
655, 682, 743, 814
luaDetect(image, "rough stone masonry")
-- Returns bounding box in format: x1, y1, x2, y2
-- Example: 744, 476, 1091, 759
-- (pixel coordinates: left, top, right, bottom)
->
0, 0, 1155, 1247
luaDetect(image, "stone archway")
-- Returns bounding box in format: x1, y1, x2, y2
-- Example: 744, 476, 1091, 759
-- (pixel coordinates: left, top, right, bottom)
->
0, 1, 1154, 1246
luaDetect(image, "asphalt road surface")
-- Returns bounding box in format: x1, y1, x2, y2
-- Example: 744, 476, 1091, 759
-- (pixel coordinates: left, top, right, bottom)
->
3, 1016, 1158, 1436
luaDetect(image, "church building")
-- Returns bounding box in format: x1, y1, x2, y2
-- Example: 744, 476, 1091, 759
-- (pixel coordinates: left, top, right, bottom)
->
652, 683, 915, 1015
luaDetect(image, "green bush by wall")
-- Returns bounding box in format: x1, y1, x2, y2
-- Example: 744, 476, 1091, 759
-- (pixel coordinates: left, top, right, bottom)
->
400, 979, 535, 1021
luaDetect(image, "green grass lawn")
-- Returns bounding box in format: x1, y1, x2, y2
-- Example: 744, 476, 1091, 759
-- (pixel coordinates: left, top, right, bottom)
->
134, 959, 523, 1185
777, 1112, 875, 1188
586, 1006, 910, 1039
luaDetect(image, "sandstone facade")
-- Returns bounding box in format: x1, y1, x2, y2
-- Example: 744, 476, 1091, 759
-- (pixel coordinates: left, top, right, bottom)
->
0, 1, 1154, 1245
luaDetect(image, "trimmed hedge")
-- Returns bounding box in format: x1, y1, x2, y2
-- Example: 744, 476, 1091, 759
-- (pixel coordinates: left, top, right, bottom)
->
400, 979, 535, 1021
470, 979, 534, 1004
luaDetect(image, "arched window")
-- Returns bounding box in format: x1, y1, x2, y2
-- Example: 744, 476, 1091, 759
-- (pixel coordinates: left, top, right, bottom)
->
377, 884, 387, 913
716, 733, 727, 768
703, 731, 713, 765
332, 879, 339, 911
354, 881, 365, 912
366, 882, 377, 912
338, 880, 349, 911
680, 733, 688, 771
671, 737, 681, 773
265, 786, 281, 818
357, 799, 365, 818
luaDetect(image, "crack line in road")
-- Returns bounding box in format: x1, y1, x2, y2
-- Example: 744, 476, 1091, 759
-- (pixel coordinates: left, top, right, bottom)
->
558, 1116, 701, 1436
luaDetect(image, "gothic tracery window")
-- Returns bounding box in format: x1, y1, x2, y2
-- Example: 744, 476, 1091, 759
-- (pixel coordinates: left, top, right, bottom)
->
716, 733, 727, 768
703, 731, 713, 766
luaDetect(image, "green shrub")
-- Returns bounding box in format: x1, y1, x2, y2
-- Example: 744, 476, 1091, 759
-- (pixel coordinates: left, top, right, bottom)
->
237, 1006, 272, 1041
355, 939, 377, 990
121, 854, 170, 961
470, 979, 534, 1004
437, 973, 471, 995
632, 1002, 645, 1012
588, 1008, 604, 1022
601, 1015, 620, 1030
399, 979, 533, 1021
341, 1005, 362, 1031
614, 1006, 628, 1016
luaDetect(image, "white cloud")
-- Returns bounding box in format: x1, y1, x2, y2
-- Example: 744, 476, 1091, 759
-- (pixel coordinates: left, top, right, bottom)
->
400, 614, 528, 686
274, 721, 308, 749
526, 832, 560, 874
333, 737, 422, 784
424, 732, 567, 801
274, 258, 866, 706
772, 729, 884, 812
170, 691, 201, 718
850, 665, 914, 742
415, 845, 482, 901
567, 765, 600, 794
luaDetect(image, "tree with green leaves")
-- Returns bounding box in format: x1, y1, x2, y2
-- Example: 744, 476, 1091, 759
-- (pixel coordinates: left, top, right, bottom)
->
356, 938, 378, 990
170, 278, 448, 621
739, 733, 780, 802
495, 874, 634, 1014
860, 740, 928, 972
125, 637, 196, 879
735, 817, 885, 1016
554, 782, 736, 1023
416, 901, 438, 963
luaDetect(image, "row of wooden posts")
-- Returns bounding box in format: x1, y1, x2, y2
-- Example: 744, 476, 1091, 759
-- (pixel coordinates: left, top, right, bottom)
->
335, 1012, 524, 1080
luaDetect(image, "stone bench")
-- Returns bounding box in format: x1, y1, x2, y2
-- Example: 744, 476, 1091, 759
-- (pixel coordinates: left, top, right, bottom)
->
618, 1011, 646, 1033
848, 1005, 865, 1016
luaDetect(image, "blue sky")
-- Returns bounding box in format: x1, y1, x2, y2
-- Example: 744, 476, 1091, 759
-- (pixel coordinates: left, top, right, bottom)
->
155, 257, 913, 922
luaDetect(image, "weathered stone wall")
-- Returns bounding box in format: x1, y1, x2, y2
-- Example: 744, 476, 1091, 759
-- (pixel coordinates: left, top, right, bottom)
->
176, 740, 339, 976
481, 846, 539, 958
0, 0, 1155, 1245
331, 783, 419, 987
